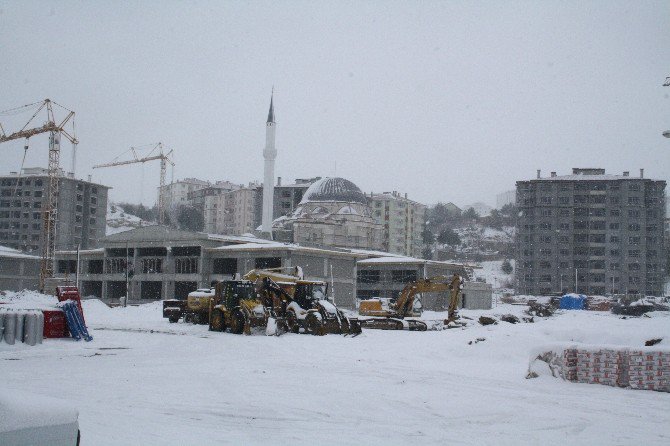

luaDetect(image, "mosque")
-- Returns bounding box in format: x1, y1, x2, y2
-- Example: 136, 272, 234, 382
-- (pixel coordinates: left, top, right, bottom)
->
272, 177, 383, 250
260, 93, 382, 251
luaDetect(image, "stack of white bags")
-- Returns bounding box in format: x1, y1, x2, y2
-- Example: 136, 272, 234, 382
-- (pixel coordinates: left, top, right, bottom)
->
0, 309, 44, 346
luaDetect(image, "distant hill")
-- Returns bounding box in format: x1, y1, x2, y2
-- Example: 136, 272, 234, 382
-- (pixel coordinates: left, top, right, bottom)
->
106, 203, 154, 235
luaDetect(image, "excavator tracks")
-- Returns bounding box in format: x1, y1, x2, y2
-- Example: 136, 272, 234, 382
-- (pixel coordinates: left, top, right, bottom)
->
360, 317, 428, 331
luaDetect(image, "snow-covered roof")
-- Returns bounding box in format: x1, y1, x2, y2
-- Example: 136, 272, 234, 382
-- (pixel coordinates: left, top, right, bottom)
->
55, 248, 105, 255
208, 242, 366, 258
533, 174, 645, 181
0, 245, 39, 259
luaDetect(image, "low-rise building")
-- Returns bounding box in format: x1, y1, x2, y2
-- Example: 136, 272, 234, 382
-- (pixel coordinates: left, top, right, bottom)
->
0, 245, 40, 291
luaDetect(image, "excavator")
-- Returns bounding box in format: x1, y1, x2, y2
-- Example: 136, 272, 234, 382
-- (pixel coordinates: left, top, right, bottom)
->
358, 274, 464, 331
244, 267, 362, 336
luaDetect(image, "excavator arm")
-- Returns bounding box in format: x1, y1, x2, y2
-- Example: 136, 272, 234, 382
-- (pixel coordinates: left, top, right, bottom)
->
394, 275, 463, 317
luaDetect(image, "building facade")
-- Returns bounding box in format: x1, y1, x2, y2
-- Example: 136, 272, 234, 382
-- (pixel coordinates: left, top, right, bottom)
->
205, 186, 258, 235
0, 168, 109, 253
273, 177, 383, 251
159, 178, 210, 211
0, 245, 40, 291
515, 168, 666, 296
370, 191, 426, 257
253, 177, 320, 229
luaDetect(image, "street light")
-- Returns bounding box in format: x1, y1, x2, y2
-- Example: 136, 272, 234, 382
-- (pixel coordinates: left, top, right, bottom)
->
663, 130, 670, 138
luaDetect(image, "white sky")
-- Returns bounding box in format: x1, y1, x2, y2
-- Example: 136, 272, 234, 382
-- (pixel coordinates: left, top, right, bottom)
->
1, 1, 669, 208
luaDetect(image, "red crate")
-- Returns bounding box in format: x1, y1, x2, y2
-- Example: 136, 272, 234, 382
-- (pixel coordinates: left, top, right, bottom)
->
42, 309, 67, 338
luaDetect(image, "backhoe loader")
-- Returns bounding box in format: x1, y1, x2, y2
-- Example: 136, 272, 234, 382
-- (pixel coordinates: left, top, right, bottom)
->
358, 274, 464, 331
244, 267, 362, 336
208, 278, 269, 335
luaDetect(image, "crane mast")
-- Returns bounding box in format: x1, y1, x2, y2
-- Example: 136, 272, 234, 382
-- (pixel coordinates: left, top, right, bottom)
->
92, 143, 174, 225
0, 99, 78, 292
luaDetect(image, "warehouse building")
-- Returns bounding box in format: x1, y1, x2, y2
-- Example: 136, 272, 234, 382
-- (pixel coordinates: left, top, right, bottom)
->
0, 245, 40, 291
54, 226, 483, 310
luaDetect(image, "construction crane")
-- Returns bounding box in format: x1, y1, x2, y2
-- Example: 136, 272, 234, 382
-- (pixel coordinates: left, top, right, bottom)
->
92, 143, 174, 224
0, 99, 78, 292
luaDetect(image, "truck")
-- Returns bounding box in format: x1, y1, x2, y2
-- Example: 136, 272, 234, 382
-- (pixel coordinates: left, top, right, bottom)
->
162, 287, 215, 324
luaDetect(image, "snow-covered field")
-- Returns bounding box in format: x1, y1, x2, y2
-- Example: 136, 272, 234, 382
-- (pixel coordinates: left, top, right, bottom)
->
2, 291, 670, 445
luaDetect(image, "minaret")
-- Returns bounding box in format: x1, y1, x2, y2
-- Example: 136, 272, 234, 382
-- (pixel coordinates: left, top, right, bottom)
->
261, 91, 277, 238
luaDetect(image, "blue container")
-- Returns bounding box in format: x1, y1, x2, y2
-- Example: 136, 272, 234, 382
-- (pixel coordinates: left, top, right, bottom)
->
559, 294, 586, 310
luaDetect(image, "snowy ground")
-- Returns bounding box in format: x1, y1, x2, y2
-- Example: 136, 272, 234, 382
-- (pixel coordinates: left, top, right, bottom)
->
2, 292, 670, 445
106, 203, 151, 235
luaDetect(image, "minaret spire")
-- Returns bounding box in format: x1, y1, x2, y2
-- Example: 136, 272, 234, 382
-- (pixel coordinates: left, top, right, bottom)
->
261, 89, 277, 239
267, 87, 275, 123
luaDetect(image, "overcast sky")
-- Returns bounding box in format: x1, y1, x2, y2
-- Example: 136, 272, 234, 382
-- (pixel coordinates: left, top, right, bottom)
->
1, 1, 669, 208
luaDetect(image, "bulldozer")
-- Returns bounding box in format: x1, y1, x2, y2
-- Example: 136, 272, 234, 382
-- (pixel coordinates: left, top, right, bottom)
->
208, 278, 270, 335
244, 267, 362, 336
358, 274, 464, 331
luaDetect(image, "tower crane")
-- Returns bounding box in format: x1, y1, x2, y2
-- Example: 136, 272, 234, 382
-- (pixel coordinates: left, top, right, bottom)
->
0, 99, 78, 292
92, 143, 174, 225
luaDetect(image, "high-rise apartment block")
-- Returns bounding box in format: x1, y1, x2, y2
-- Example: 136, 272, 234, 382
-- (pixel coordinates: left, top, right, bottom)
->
516, 168, 666, 296
370, 191, 426, 258
0, 168, 109, 253
203, 185, 257, 235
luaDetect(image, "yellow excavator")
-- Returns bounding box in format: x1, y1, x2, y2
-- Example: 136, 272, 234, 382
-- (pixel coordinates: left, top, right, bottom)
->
358, 274, 464, 331
244, 267, 362, 336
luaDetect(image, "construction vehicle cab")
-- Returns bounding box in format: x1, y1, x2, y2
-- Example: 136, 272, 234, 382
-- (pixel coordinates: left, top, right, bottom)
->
209, 279, 269, 335
244, 268, 362, 336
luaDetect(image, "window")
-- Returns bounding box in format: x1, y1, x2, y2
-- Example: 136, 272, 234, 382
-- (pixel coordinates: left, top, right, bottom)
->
628, 236, 640, 245
175, 257, 198, 274
559, 209, 570, 217
589, 234, 605, 243
558, 235, 569, 243
574, 234, 588, 243
141, 258, 163, 274
590, 247, 605, 256
609, 197, 620, 205
610, 249, 620, 256
539, 248, 552, 256
558, 197, 569, 204
574, 208, 589, 217
589, 221, 605, 230
358, 270, 380, 284
57, 260, 77, 274
213, 258, 237, 275
540, 196, 552, 204
391, 270, 417, 283
628, 250, 640, 258
559, 249, 570, 256
255, 257, 281, 269
88, 260, 103, 274
628, 210, 640, 218
610, 236, 619, 243
628, 223, 640, 231
628, 184, 640, 191
610, 209, 620, 217
628, 263, 640, 271
609, 223, 619, 230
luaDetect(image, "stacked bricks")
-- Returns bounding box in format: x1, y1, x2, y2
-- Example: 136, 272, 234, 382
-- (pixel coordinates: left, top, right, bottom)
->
561, 348, 578, 382
575, 349, 622, 387
628, 351, 670, 392
533, 346, 670, 393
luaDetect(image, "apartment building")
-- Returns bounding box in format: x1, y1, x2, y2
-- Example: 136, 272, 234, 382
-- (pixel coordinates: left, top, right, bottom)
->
515, 168, 666, 296
370, 191, 426, 258
0, 168, 109, 253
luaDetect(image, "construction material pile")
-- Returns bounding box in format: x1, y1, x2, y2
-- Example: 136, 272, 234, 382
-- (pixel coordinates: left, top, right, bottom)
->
0, 309, 44, 346
529, 343, 670, 392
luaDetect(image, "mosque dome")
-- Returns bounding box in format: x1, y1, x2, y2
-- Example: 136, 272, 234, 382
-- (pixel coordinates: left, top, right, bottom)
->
299, 177, 367, 205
